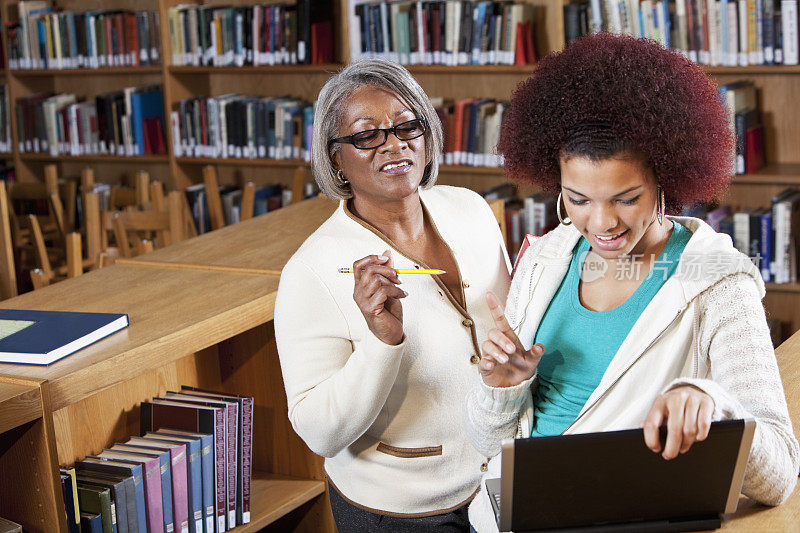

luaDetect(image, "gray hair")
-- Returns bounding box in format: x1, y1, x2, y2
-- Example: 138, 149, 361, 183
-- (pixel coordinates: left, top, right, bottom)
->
311, 59, 443, 200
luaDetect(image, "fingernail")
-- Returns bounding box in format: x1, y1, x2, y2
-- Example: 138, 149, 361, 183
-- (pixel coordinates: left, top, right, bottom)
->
497, 354, 508, 364
505, 344, 515, 353
377, 255, 388, 261
402, 290, 408, 297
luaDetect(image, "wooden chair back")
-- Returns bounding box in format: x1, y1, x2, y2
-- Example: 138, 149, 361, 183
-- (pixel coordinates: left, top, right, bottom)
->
240, 182, 255, 222
202, 166, 226, 231
487, 198, 507, 245
291, 166, 306, 205
0, 181, 17, 299
112, 191, 185, 258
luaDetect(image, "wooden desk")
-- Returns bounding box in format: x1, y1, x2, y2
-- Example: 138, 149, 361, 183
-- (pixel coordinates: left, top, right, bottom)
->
720, 327, 800, 529
0, 201, 334, 532
0, 264, 280, 411
124, 195, 338, 274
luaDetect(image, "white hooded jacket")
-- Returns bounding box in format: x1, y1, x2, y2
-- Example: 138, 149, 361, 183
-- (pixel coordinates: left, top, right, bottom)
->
466, 216, 799, 532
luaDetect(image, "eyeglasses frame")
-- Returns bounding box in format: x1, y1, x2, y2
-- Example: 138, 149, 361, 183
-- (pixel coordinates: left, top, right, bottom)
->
328, 118, 428, 150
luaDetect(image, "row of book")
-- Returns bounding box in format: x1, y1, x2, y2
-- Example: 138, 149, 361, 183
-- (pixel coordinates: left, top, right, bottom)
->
8, 2, 161, 70
691, 187, 800, 283
434, 96, 508, 167
0, 86, 12, 153
16, 85, 167, 157
486, 181, 799, 284
167, 2, 334, 67
347, 0, 538, 65
565, 0, 800, 66
721, 80, 765, 175
185, 181, 302, 234
171, 95, 313, 161
61, 386, 253, 533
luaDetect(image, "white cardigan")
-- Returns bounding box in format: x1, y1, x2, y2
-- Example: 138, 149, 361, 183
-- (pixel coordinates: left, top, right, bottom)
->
274, 186, 511, 516
466, 217, 799, 532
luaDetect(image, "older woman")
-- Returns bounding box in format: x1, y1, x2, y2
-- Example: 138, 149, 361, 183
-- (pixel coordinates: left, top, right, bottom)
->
465, 34, 799, 532
274, 59, 511, 531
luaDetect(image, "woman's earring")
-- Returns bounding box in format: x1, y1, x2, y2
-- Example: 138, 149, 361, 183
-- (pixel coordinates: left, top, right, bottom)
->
335, 169, 349, 186
656, 186, 665, 225
557, 192, 572, 226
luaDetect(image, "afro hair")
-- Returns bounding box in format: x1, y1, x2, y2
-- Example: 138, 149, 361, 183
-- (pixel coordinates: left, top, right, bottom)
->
498, 33, 734, 212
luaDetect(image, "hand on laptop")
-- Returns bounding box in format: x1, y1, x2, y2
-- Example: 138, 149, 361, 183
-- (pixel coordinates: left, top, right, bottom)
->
641, 385, 715, 460
479, 292, 545, 388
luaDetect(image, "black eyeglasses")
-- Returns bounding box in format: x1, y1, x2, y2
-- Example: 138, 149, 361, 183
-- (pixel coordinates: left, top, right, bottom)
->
329, 118, 427, 150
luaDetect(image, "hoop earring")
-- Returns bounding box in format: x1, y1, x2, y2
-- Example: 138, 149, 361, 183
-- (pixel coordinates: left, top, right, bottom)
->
335, 169, 349, 186
557, 192, 572, 226
656, 186, 665, 225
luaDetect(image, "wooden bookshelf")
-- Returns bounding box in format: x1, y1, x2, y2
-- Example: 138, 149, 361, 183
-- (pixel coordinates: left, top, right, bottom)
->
246, 474, 326, 531
0, 208, 340, 531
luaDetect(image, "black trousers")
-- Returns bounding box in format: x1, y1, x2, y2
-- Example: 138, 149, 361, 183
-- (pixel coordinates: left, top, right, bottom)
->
328, 481, 471, 533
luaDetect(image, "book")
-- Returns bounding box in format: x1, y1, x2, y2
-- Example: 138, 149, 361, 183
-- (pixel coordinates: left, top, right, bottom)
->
76, 473, 129, 533
60, 467, 82, 533
0, 309, 128, 365
123, 437, 191, 533
76, 484, 115, 533
141, 400, 226, 533
60, 473, 80, 533
106, 446, 175, 533
76, 471, 138, 533
92, 451, 163, 533
159, 392, 236, 529
137, 434, 204, 533
151, 430, 215, 533
180, 386, 254, 525
76, 458, 148, 533
81, 512, 103, 533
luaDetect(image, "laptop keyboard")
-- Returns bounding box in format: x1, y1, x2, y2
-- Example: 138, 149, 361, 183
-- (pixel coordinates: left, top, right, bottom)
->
493, 492, 501, 520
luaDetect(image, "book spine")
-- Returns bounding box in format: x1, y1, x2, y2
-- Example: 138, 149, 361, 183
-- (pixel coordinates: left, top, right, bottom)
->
200, 436, 215, 533
214, 409, 226, 533
227, 404, 237, 527
173, 448, 190, 533
241, 398, 253, 523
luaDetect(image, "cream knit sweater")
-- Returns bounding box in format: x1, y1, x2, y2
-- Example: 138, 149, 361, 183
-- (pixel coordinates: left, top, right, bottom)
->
466, 217, 799, 532
275, 186, 511, 516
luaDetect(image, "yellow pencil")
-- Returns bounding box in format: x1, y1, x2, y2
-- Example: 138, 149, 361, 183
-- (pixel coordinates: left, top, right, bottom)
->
338, 268, 446, 275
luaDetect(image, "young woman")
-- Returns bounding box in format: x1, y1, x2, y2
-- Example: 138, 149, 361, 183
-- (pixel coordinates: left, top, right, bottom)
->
464, 34, 799, 532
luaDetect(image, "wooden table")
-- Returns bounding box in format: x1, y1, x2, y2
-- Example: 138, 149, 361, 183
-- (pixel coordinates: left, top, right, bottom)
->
121, 195, 338, 275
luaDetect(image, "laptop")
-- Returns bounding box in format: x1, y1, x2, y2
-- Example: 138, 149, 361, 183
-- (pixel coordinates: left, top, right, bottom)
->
486, 418, 755, 532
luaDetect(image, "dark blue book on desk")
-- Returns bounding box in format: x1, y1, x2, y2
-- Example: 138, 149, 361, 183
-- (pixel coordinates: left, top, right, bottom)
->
0, 309, 129, 365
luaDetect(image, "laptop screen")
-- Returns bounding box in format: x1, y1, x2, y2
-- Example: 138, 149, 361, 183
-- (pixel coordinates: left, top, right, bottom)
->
506, 419, 752, 531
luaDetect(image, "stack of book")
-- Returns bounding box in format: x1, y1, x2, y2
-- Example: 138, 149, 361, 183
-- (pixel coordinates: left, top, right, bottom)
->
0, 85, 11, 153
347, 0, 538, 65
720, 80, 765, 175
6, 2, 161, 70
434, 97, 508, 167
61, 386, 254, 533
167, 1, 334, 67
564, 0, 800, 66
685, 188, 800, 283
15, 85, 166, 157
171, 95, 313, 161
185, 182, 293, 234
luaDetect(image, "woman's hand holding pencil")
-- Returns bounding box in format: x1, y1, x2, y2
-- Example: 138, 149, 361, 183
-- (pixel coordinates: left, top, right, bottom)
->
351, 250, 407, 346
